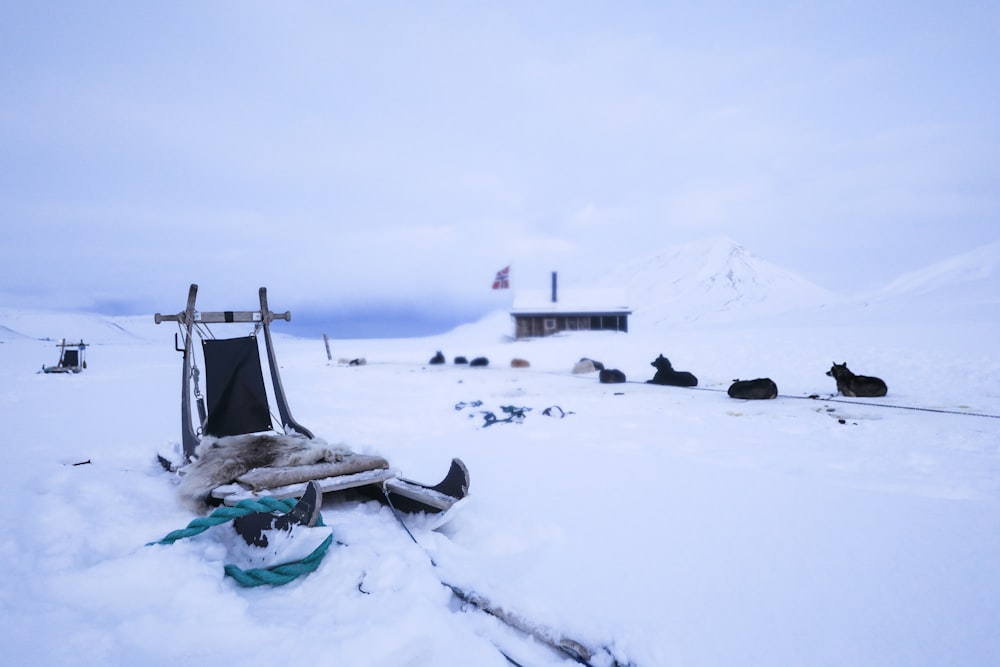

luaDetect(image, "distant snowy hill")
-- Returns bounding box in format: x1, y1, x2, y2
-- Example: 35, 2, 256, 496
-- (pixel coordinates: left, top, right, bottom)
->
854, 240, 1000, 324
596, 236, 841, 327
872, 241, 1000, 300
0, 309, 154, 344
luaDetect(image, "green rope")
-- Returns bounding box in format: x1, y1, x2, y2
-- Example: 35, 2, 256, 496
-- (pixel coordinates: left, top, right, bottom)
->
149, 496, 333, 587
224, 533, 333, 587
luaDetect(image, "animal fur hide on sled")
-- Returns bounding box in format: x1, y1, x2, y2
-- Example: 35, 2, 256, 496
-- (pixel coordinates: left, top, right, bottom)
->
177, 434, 350, 513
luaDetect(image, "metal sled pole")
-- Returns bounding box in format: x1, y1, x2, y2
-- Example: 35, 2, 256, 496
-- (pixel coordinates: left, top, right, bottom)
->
258, 287, 313, 439
154, 284, 201, 460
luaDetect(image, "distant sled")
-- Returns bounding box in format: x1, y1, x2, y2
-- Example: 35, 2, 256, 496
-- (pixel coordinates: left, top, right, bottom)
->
154, 284, 469, 518
41, 338, 87, 374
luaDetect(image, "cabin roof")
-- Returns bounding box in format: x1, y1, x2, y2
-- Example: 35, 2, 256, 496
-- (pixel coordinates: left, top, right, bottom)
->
510, 288, 631, 315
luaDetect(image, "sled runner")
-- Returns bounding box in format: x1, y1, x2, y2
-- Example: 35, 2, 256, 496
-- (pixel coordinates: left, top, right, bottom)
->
42, 338, 87, 373
154, 284, 468, 515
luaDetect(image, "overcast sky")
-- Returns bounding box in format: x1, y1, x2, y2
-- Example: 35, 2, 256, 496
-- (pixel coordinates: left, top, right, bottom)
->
2, 1, 998, 335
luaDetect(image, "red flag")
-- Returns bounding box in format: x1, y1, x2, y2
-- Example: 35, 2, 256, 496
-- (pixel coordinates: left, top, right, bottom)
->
492, 265, 510, 290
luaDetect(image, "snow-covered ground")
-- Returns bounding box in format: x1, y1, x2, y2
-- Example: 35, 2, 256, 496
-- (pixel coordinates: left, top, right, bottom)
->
1, 240, 998, 666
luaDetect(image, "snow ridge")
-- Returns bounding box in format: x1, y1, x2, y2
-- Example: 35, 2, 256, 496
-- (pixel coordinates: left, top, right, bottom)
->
872, 240, 1000, 300
0, 309, 150, 344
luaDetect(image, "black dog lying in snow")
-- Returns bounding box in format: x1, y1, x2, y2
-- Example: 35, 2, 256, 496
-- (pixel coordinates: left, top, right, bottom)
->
647, 354, 698, 387
727, 378, 778, 400
599, 368, 627, 383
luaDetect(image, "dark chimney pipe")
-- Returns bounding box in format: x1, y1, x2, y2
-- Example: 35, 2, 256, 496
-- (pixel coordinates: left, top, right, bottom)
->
551, 271, 557, 303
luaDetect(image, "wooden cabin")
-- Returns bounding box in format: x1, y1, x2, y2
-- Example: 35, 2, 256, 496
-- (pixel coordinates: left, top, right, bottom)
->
510, 273, 631, 339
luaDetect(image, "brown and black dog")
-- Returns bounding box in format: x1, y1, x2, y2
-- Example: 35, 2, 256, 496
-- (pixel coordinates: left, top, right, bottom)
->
826, 362, 887, 397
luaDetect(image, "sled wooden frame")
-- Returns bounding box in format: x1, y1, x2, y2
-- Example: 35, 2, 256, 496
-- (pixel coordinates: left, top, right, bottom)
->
209, 456, 467, 512
155, 284, 469, 515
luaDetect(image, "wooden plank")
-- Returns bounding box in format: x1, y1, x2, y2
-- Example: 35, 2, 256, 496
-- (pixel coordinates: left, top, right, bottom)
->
235, 454, 390, 491
214, 467, 398, 506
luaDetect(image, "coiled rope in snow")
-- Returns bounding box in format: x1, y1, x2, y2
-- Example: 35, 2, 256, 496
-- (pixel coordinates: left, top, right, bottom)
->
148, 496, 333, 587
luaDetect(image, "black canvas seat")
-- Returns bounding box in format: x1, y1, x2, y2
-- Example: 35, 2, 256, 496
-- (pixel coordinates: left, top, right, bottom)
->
202, 336, 274, 438
60, 348, 79, 368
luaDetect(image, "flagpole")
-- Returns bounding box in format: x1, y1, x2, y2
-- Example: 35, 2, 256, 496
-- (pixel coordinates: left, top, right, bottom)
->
507, 260, 513, 311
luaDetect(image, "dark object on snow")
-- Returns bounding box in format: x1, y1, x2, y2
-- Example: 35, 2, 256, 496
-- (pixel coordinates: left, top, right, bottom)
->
826, 362, 887, 397
599, 368, 627, 383
469, 356, 489, 367
154, 284, 469, 517
454, 356, 468, 365
481, 406, 530, 428
429, 350, 445, 365
510, 358, 530, 368
728, 378, 778, 400
647, 354, 698, 387
233, 481, 324, 547
572, 357, 605, 374
42, 338, 88, 374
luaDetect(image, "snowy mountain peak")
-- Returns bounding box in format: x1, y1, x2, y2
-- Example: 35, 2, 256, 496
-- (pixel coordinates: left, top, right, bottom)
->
598, 236, 838, 327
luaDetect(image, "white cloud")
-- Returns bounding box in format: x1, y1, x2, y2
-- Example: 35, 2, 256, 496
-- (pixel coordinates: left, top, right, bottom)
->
1, 0, 998, 317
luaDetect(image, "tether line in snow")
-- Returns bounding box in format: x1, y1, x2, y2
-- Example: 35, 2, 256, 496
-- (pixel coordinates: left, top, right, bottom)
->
791, 393, 1000, 418
681, 385, 1000, 419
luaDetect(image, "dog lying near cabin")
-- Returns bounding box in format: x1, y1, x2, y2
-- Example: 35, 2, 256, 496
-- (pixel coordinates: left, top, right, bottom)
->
177, 434, 350, 513
728, 378, 778, 400
647, 354, 698, 387
826, 362, 888, 397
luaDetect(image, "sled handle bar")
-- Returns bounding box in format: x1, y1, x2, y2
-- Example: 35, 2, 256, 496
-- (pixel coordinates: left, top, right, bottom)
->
154, 310, 292, 325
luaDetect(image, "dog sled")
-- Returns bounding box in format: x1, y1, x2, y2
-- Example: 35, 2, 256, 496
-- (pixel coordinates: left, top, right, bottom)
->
154, 284, 468, 516
42, 338, 87, 373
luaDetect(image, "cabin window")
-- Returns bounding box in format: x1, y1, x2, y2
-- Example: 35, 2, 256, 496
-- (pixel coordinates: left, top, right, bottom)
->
544, 318, 555, 331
